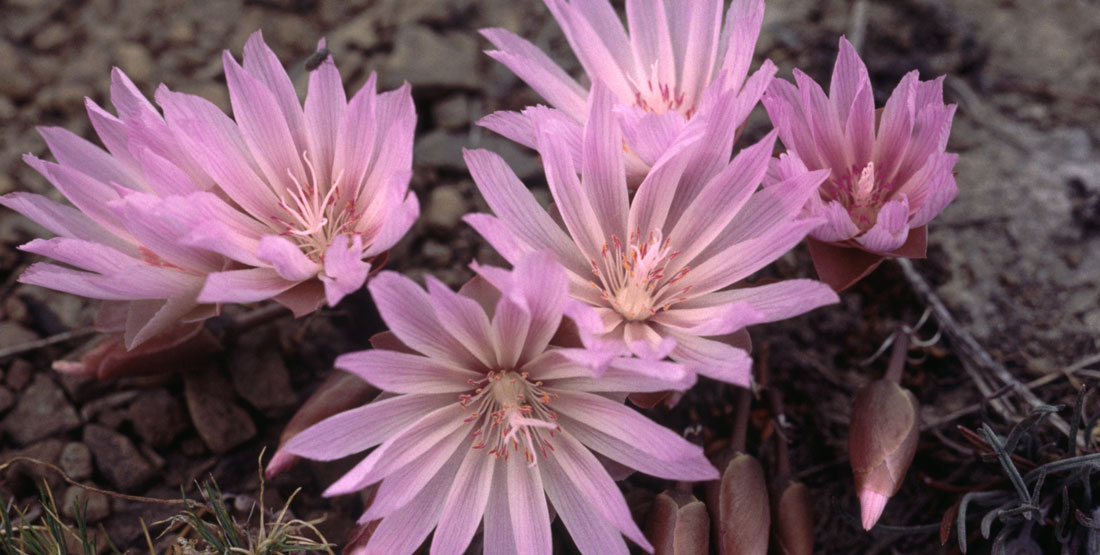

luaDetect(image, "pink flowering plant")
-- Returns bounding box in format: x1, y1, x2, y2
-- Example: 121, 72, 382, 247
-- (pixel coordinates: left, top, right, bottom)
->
763, 37, 958, 290
480, 0, 775, 181
284, 253, 715, 554
466, 82, 838, 388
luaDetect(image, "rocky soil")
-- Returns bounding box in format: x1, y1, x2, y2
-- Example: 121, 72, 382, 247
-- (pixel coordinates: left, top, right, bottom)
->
0, 0, 1097, 553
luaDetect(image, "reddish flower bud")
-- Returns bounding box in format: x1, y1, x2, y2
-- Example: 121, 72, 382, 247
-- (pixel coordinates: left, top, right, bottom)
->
771, 480, 814, 555
710, 453, 770, 555
848, 379, 920, 530
646, 489, 710, 555
53, 322, 222, 380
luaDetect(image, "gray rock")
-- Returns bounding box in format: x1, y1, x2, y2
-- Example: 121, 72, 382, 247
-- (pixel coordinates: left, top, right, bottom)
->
3, 439, 66, 492
59, 442, 92, 481
112, 42, 154, 84
229, 330, 298, 414
5, 359, 32, 391
128, 388, 188, 448
0, 321, 38, 351
328, 12, 380, 53
415, 129, 468, 171
0, 386, 12, 413
61, 485, 110, 523
433, 95, 472, 130
82, 424, 154, 493
184, 365, 256, 453
31, 23, 68, 52
382, 25, 480, 91
2, 374, 81, 445
425, 185, 467, 229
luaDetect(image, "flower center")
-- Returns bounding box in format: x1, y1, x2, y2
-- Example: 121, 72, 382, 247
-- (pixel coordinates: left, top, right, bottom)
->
589, 229, 691, 321
629, 61, 694, 118
459, 371, 560, 466
821, 162, 892, 231
270, 151, 363, 261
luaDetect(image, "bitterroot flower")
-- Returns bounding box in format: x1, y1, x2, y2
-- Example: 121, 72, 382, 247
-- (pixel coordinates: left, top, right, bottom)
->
1, 68, 227, 349
763, 37, 958, 290
174, 32, 418, 312
480, 0, 774, 180
466, 83, 838, 387
284, 253, 716, 554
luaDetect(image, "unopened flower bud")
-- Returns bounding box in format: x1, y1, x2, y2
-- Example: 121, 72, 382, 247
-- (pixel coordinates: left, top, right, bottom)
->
848, 379, 920, 530
646, 489, 710, 555
711, 453, 770, 555
771, 480, 814, 555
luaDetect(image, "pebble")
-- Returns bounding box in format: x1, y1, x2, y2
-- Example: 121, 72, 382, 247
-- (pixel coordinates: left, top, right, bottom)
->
31, 23, 69, 52
229, 329, 298, 414
0, 321, 39, 351
113, 42, 154, 84
4, 439, 65, 492
328, 11, 380, 52
5, 359, 32, 391
0, 386, 12, 413
61, 484, 110, 523
382, 25, 480, 91
128, 388, 189, 448
59, 442, 93, 481
433, 95, 471, 130
425, 185, 466, 229
184, 365, 257, 453
83, 424, 155, 493
415, 129, 468, 172
1, 374, 81, 445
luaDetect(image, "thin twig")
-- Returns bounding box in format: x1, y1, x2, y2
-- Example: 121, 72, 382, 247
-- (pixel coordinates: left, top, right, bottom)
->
0, 327, 97, 359
847, 0, 870, 53
895, 259, 1079, 447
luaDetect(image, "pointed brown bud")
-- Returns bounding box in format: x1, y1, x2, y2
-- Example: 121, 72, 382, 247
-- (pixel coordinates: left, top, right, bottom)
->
711, 453, 770, 555
771, 480, 814, 555
646, 489, 710, 555
848, 379, 919, 530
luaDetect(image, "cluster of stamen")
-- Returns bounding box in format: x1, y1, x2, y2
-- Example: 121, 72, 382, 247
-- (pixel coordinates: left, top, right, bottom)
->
629, 62, 694, 118
459, 371, 560, 466
820, 162, 893, 231
589, 229, 692, 321
270, 151, 364, 261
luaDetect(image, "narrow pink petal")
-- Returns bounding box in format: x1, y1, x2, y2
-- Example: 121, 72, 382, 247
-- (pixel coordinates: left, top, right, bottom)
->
654, 301, 765, 336
544, 0, 635, 102
845, 75, 876, 166
716, 0, 765, 93
361, 188, 419, 258
478, 110, 537, 150
663, 330, 753, 386
333, 73, 377, 202
358, 456, 454, 554
368, 271, 481, 366
123, 288, 202, 348
892, 103, 956, 187
355, 83, 415, 219
21, 237, 135, 275
464, 148, 589, 276
284, 393, 453, 461
430, 449, 494, 555
702, 167, 828, 252
463, 213, 535, 265
581, 82, 629, 239
320, 234, 370, 306
109, 68, 159, 120
23, 155, 132, 241
84, 98, 141, 174
679, 279, 839, 324
507, 454, 553, 555
811, 199, 862, 243
336, 349, 482, 394
106, 192, 222, 272
564, 0, 633, 71
684, 218, 821, 297
625, 139, 693, 236
763, 78, 822, 170
37, 126, 143, 191
18, 262, 138, 301
198, 267, 298, 303
542, 431, 650, 551
241, 31, 306, 150
830, 37, 871, 125
794, 69, 850, 172
856, 195, 911, 253
484, 466, 520, 555
223, 50, 307, 194
547, 356, 693, 393
303, 43, 347, 189
510, 252, 569, 360
491, 290, 532, 371
907, 155, 958, 228
134, 147, 202, 197
617, 105, 687, 167
175, 192, 266, 267
257, 235, 320, 281
482, 27, 588, 121
361, 432, 467, 521
0, 192, 134, 253
874, 72, 918, 182
426, 275, 496, 367
671, 0, 723, 109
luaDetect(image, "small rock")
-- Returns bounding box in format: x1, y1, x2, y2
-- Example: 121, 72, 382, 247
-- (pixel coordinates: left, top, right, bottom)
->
415, 129, 467, 171
113, 42, 154, 84
382, 25, 480, 91
128, 388, 188, 448
0, 321, 38, 351
0, 386, 14, 413
61, 485, 110, 522
3, 439, 65, 493
31, 23, 68, 52
328, 12, 380, 52
2, 374, 81, 445
421, 240, 452, 266
433, 95, 471, 130
184, 365, 256, 453
5, 359, 31, 391
165, 20, 194, 45
83, 424, 154, 493
59, 442, 92, 481
229, 331, 298, 414
425, 185, 466, 229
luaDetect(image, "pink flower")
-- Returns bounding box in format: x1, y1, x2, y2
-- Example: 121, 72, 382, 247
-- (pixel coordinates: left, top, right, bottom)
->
0, 68, 226, 348
285, 253, 714, 554
480, 0, 774, 181
168, 32, 418, 312
762, 37, 958, 290
465, 83, 839, 387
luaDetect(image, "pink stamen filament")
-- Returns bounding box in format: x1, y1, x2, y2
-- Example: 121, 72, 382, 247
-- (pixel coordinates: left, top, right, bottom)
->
590, 228, 692, 321
461, 371, 560, 466
271, 150, 364, 260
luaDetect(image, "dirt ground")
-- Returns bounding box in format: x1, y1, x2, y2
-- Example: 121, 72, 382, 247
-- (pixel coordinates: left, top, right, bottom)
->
0, 0, 1098, 553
